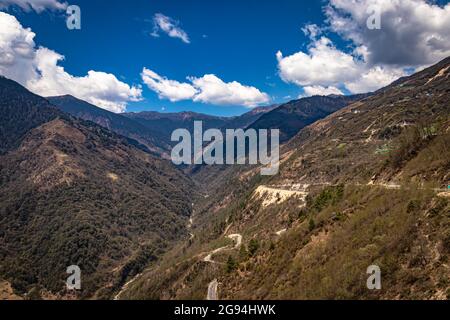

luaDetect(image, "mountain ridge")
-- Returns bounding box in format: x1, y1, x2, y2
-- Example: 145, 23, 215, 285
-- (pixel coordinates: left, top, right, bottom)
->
0, 78, 194, 299
249, 93, 371, 143
117, 56, 450, 301
47, 95, 171, 157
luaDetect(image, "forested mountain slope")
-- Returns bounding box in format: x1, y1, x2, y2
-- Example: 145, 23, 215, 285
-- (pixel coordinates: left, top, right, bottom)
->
0, 77, 193, 299
277, 57, 450, 186
48, 95, 171, 157
249, 94, 369, 143
49, 95, 276, 159
119, 57, 450, 301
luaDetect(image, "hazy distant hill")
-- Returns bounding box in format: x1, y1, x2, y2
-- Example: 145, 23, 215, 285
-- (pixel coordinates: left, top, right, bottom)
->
123, 104, 277, 142
48, 95, 171, 157
223, 104, 279, 129
49, 95, 276, 158
124, 111, 230, 140
0, 77, 193, 299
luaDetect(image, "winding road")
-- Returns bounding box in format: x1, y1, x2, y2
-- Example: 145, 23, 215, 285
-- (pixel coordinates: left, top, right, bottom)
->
207, 279, 219, 300
113, 273, 142, 300
205, 233, 242, 300
188, 217, 195, 241
203, 234, 242, 263
114, 182, 448, 301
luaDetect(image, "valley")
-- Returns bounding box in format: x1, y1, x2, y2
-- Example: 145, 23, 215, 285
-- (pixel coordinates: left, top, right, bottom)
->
1, 0, 449, 306
114, 57, 450, 301
0, 56, 449, 301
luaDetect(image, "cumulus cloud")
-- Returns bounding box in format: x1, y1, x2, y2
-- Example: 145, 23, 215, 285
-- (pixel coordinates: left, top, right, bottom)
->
190, 74, 270, 107
277, 37, 361, 88
277, 36, 404, 94
142, 68, 270, 107
141, 68, 197, 102
301, 85, 344, 97
0, 0, 67, 12
0, 11, 38, 84
151, 13, 190, 44
277, 0, 450, 95
345, 65, 405, 94
0, 12, 141, 113
326, 0, 450, 67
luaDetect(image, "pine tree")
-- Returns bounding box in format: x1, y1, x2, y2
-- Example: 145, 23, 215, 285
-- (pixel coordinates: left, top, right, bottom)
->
248, 239, 259, 256
226, 255, 237, 273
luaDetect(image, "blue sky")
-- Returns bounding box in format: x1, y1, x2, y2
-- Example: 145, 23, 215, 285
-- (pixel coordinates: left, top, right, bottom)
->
1, 0, 450, 116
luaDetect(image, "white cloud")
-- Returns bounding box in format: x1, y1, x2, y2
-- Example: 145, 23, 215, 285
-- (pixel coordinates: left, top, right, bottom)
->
151, 13, 190, 44
277, 36, 406, 94
29, 48, 142, 113
0, 11, 38, 84
326, 0, 450, 67
141, 68, 197, 102
0, 0, 67, 12
301, 85, 344, 97
142, 68, 270, 107
345, 65, 405, 94
277, 0, 450, 95
277, 37, 361, 88
190, 74, 270, 107
301, 24, 323, 39
0, 12, 141, 113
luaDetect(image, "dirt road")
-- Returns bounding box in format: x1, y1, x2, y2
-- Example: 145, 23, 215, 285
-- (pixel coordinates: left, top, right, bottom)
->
204, 234, 242, 300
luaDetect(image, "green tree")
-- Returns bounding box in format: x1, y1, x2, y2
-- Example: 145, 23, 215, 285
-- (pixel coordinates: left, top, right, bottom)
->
226, 256, 238, 273
248, 239, 260, 257
308, 218, 316, 232
239, 244, 248, 260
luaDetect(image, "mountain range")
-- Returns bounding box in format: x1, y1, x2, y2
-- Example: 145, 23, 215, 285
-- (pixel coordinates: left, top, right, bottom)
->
249, 94, 370, 143
49, 96, 278, 159
0, 56, 449, 300
116, 57, 450, 301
